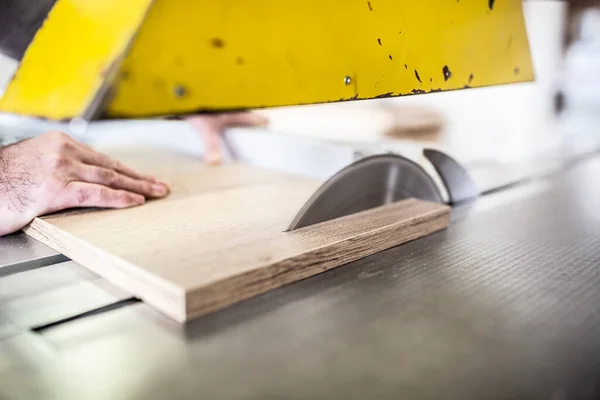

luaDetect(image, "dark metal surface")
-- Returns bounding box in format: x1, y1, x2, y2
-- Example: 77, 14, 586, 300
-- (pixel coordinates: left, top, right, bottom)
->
287, 154, 443, 230
0, 259, 131, 331
0, 156, 599, 399
0, 313, 18, 340
2, 278, 131, 329
0, 233, 67, 277
0, 261, 97, 303
0, 0, 55, 60
424, 148, 479, 204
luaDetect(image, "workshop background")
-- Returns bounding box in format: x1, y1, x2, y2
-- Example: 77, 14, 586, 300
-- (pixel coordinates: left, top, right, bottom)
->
0, 0, 598, 168
5, 2, 600, 399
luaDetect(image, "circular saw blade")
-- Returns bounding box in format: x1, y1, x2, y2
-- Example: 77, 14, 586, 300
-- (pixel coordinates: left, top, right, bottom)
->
287, 154, 443, 231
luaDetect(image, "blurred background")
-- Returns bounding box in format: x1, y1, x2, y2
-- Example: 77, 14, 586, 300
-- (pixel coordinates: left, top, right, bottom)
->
0, 0, 598, 172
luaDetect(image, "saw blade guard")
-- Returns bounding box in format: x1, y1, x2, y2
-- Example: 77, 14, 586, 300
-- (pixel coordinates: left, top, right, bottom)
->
287, 154, 444, 231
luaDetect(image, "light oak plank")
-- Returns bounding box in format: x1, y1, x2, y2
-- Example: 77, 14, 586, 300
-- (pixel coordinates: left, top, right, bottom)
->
23, 150, 450, 322
184, 198, 450, 319
93, 147, 312, 200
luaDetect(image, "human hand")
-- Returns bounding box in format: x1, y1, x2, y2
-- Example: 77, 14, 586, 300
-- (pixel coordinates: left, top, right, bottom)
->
0, 131, 169, 236
187, 112, 268, 165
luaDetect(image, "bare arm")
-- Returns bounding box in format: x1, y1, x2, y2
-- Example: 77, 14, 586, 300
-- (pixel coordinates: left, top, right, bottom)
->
0, 131, 169, 236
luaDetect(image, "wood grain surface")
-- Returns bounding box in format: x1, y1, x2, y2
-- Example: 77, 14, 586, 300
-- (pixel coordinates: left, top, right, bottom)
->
23, 149, 451, 322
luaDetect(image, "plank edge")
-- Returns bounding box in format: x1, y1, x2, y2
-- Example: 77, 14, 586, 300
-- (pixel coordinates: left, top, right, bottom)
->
23, 218, 188, 323
184, 200, 451, 321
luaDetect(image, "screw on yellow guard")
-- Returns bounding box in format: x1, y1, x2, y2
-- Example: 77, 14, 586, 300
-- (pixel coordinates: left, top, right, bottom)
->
0, 0, 533, 121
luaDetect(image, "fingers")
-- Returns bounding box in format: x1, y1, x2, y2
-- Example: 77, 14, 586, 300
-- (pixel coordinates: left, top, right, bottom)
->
74, 163, 169, 198
57, 181, 145, 210
186, 113, 268, 165
42, 131, 158, 183
71, 142, 159, 183
218, 112, 269, 128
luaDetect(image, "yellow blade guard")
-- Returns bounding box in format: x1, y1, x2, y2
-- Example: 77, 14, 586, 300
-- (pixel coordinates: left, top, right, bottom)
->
0, 0, 534, 120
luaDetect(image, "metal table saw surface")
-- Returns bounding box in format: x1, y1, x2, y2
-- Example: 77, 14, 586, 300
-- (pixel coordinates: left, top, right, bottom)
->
2, 153, 600, 399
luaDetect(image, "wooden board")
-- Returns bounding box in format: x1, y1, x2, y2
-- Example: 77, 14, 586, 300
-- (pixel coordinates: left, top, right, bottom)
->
23, 149, 451, 322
